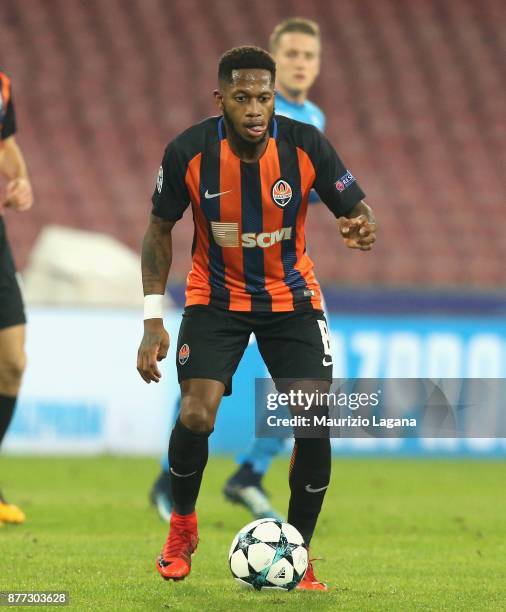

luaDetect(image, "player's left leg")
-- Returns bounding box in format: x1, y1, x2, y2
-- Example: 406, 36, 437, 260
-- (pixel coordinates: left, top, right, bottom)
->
0, 323, 27, 525
288, 429, 331, 591
256, 309, 333, 590
224, 295, 331, 520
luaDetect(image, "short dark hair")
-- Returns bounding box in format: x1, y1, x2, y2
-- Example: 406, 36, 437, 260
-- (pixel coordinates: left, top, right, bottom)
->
218, 46, 276, 85
269, 17, 321, 53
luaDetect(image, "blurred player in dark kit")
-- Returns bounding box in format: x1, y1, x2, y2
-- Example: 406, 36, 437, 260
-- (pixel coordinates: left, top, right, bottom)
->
0, 71, 33, 526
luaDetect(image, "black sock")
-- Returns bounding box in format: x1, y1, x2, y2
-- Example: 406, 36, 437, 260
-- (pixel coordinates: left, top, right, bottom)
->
0, 395, 17, 447
168, 417, 212, 515
287, 437, 331, 546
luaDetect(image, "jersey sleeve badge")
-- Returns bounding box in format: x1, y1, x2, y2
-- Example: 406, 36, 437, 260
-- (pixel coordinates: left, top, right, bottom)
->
156, 166, 163, 193
335, 170, 356, 192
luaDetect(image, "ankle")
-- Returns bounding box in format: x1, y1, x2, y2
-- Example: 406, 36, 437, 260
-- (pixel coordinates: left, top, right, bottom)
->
172, 510, 197, 524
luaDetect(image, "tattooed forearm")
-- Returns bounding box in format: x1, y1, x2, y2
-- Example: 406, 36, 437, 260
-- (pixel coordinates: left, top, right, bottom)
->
141, 215, 175, 295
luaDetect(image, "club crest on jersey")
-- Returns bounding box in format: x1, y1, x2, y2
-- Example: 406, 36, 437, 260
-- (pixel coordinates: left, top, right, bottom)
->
271, 179, 292, 208
156, 166, 163, 193
335, 170, 355, 192
178, 343, 190, 365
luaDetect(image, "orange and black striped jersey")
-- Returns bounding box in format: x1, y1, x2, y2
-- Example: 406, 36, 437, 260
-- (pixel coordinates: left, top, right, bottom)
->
152, 115, 365, 312
0, 72, 16, 140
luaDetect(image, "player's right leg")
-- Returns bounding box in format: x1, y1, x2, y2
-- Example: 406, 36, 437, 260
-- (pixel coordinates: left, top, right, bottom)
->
156, 305, 250, 580
157, 378, 224, 580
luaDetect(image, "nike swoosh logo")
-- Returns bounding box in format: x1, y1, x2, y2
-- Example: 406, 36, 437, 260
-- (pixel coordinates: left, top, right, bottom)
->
170, 467, 197, 478
204, 189, 232, 199
322, 357, 333, 366
305, 484, 329, 493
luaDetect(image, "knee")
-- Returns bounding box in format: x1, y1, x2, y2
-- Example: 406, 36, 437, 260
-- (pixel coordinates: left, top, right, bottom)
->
0, 350, 26, 394
179, 396, 215, 433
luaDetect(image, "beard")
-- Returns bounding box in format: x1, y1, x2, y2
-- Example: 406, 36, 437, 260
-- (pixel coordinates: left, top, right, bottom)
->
222, 107, 273, 149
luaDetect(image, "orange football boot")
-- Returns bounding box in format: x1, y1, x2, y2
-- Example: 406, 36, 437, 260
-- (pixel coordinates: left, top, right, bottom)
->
296, 559, 328, 591
156, 511, 198, 580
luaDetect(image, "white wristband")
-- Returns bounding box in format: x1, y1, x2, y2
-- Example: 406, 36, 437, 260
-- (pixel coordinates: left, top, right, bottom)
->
143, 294, 164, 320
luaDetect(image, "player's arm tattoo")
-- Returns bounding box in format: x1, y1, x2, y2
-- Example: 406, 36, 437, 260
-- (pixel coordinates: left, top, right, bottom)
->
345, 200, 376, 226
141, 214, 175, 295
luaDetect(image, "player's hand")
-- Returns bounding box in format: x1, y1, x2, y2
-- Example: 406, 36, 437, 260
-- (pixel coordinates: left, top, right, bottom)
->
137, 319, 170, 384
2, 177, 33, 212
337, 214, 377, 251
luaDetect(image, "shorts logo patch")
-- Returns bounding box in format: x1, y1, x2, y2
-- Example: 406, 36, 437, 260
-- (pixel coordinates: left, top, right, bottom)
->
335, 170, 355, 192
178, 343, 190, 365
156, 166, 163, 193
271, 179, 292, 208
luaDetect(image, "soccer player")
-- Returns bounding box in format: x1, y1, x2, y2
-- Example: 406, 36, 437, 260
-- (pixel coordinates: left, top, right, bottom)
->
268, 17, 324, 129
223, 16, 327, 521
150, 17, 326, 524
0, 71, 33, 526
137, 46, 376, 590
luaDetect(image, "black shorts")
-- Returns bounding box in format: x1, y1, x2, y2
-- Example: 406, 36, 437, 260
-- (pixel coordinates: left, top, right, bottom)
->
0, 219, 26, 330
176, 305, 333, 395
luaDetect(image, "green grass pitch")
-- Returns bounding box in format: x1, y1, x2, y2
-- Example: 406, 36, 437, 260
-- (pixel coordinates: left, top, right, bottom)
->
0, 456, 505, 611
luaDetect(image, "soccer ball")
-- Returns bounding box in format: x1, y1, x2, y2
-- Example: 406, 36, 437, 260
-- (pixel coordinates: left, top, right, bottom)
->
228, 518, 308, 591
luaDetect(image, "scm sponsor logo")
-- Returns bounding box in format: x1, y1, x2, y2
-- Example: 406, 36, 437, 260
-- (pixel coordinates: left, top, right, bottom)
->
241, 227, 292, 248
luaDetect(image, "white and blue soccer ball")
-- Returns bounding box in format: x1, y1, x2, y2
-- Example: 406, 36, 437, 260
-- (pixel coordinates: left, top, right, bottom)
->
228, 518, 308, 591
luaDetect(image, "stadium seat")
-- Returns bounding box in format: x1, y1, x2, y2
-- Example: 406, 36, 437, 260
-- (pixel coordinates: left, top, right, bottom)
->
1, 0, 504, 289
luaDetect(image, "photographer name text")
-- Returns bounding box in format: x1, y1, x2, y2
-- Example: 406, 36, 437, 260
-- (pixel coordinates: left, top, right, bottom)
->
266, 414, 417, 430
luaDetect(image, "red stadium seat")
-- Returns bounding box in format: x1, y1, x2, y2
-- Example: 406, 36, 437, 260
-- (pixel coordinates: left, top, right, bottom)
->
0, 0, 504, 289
